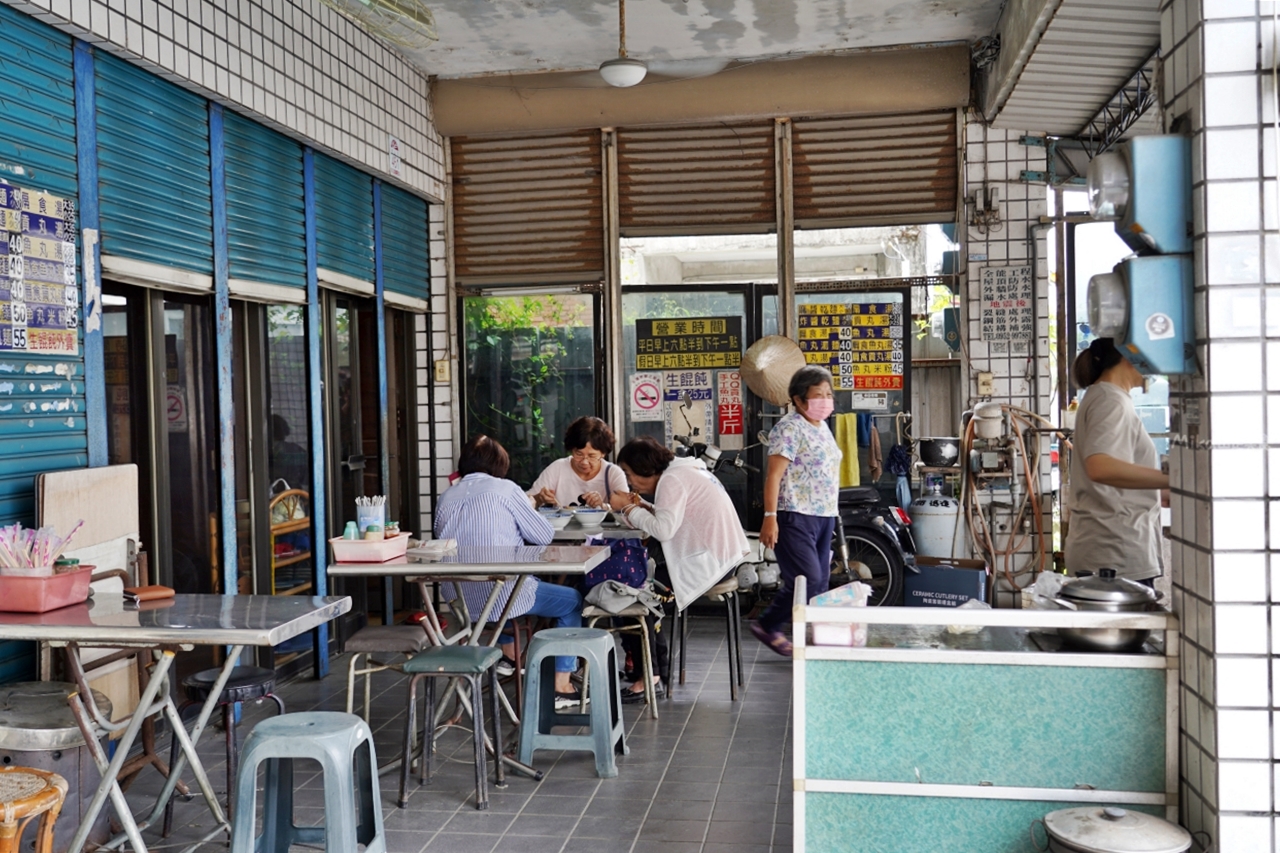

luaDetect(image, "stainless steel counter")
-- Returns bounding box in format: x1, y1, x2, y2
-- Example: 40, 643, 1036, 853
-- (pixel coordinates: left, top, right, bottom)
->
326, 543, 610, 577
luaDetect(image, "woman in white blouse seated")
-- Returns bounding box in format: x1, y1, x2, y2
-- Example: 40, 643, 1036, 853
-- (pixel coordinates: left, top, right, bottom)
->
435, 435, 585, 708
528, 417, 629, 509
608, 435, 750, 701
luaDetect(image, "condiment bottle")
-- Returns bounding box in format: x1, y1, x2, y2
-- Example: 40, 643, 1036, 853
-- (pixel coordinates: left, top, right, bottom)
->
343, 521, 359, 540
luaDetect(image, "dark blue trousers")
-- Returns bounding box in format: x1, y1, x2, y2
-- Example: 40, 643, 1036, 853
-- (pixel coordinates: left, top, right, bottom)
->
758, 511, 836, 634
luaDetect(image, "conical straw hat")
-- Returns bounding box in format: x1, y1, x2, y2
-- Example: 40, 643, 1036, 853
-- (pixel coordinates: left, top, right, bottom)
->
741, 335, 807, 407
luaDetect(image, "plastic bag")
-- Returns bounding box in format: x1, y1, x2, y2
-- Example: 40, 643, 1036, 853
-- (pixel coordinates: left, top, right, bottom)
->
946, 598, 991, 634
809, 581, 871, 647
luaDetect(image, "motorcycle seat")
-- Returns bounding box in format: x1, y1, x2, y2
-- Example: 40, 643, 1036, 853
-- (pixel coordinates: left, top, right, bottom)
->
838, 486, 882, 506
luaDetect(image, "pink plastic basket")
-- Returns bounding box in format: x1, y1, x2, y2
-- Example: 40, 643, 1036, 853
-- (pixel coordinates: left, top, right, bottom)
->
329, 532, 410, 564
0, 564, 95, 613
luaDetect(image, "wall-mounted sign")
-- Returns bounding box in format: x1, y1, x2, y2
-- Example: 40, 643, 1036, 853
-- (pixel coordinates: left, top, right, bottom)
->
978, 265, 1034, 355
635, 316, 742, 370
0, 180, 77, 355
389, 135, 403, 179
662, 369, 712, 401
629, 372, 663, 422
797, 302, 903, 392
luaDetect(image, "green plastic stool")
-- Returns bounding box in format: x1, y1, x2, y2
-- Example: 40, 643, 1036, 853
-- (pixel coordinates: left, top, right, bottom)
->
517, 627, 628, 778
231, 711, 385, 853
398, 645, 505, 810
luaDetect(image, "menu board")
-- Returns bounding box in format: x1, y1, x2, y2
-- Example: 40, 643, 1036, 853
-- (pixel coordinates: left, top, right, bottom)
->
979, 265, 1033, 355
798, 302, 903, 391
635, 316, 742, 370
0, 181, 78, 354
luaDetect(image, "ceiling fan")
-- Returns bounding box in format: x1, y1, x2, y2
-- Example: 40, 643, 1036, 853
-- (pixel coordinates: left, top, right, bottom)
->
595, 0, 729, 88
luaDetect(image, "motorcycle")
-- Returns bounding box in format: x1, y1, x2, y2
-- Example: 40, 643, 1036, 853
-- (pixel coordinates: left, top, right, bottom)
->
672, 429, 915, 606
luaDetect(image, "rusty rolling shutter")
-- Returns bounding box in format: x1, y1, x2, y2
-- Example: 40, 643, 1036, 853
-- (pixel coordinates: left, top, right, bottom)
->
451, 131, 603, 286
792, 111, 958, 228
617, 123, 775, 237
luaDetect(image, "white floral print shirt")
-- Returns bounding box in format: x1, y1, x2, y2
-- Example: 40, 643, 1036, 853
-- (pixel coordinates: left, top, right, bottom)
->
769, 411, 842, 518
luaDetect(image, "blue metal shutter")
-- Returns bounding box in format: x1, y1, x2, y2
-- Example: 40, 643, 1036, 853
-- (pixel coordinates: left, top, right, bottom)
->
380, 186, 429, 300
95, 51, 212, 274
0, 5, 87, 682
223, 112, 305, 288
314, 153, 374, 283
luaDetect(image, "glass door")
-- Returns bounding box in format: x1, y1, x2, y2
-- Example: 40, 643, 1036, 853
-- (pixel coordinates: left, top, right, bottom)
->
620, 285, 777, 528
103, 284, 221, 595
325, 291, 379, 639
460, 291, 602, 489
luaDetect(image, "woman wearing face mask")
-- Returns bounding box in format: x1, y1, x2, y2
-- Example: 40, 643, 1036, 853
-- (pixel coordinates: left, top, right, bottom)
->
751, 366, 842, 657
1065, 337, 1169, 584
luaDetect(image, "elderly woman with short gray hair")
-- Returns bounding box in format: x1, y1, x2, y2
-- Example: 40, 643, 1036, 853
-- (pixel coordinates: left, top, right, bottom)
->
751, 365, 842, 658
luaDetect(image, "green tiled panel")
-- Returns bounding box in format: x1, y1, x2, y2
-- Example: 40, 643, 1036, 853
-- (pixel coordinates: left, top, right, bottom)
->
805, 793, 1163, 853
805, 661, 1166, 791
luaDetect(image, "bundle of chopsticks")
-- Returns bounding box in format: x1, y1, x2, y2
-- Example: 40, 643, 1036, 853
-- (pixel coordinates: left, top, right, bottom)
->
355, 496, 386, 507
0, 521, 83, 569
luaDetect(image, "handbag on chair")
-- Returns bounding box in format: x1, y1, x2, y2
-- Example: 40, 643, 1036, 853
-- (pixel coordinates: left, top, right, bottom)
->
582, 537, 649, 589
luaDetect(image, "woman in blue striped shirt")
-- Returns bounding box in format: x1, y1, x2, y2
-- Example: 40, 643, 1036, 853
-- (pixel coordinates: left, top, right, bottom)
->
435, 435, 585, 706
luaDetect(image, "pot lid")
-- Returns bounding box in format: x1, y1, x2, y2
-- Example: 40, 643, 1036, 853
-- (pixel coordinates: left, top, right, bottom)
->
1043, 807, 1191, 853
1059, 568, 1158, 604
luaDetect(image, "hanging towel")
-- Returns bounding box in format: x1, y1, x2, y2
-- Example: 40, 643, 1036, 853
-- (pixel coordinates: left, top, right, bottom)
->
856, 412, 874, 447
868, 425, 883, 483
834, 413, 860, 488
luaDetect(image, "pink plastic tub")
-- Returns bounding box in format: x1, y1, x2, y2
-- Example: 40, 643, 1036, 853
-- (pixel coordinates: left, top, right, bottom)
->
329, 532, 410, 564
0, 564, 95, 613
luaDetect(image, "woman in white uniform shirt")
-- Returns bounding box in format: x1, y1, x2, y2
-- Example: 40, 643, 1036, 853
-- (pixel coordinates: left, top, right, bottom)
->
528, 416, 629, 509
1065, 338, 1170, 583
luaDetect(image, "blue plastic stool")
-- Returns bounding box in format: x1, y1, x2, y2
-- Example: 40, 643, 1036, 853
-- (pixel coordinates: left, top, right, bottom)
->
397, 645, 505, 810
231, 711, 386, 853
517, 627, 627, 778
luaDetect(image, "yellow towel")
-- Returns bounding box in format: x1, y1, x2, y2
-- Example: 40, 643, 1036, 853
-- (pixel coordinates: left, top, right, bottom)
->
834, 412, 860, 488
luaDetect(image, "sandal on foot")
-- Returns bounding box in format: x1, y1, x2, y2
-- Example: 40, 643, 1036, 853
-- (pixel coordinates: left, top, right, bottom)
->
750, 622, 793, 658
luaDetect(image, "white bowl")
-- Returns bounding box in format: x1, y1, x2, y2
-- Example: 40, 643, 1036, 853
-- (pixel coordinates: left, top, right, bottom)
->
572, 508, 608, 527
545, 513, 573, 530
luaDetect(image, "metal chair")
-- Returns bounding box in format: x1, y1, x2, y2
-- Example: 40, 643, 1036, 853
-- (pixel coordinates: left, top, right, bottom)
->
670, 573, 745, 701
583, 602, 659, 719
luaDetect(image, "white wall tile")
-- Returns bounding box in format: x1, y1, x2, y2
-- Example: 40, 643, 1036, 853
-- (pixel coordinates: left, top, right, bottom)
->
1218, 658, 1270, 706
1217, 604, 1269, 653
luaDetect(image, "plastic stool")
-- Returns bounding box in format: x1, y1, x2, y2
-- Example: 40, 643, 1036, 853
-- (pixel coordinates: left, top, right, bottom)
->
671, 573, 744, 700
163, 665, 284, 833
0, 767, 67, 853
583, 603, 659, 719
231, 712, 385, 853
344, 624, 431, 721
517, 628, 627, 778
397, 646, 504, 810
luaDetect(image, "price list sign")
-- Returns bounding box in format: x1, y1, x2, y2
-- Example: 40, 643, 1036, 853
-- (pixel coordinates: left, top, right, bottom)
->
635, 316, 742, 370
979, 265, 1033, 355
0, 181, 77, 355
797, 302, 904, 391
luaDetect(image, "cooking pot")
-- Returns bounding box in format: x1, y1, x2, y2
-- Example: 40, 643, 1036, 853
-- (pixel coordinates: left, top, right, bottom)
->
1053, 569, 1160, 652
1040, 806, 1191, 853
918, 437, 960, 467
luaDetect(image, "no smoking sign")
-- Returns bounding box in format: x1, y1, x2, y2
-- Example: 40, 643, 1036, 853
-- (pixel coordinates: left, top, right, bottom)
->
629, 372, 663, 422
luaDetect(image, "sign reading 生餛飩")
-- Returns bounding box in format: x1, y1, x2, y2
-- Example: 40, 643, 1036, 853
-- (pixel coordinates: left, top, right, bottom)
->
0, 180, 78, 355
635, 316, 742, 370
797, 302, 903, 392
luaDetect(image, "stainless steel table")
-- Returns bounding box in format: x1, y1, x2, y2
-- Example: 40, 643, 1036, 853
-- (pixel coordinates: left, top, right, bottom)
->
329, 544, 609, 777
551, 522, 642, 542
0, 593, 351, 853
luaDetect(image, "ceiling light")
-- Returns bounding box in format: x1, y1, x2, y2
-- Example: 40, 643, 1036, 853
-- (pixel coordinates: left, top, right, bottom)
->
599, 57, 647, 88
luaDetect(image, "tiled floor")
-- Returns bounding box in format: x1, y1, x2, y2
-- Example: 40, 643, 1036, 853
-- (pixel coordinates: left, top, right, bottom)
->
135, 613, 794, 853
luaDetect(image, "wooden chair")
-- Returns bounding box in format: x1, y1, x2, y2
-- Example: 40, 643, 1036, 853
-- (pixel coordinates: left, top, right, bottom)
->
0, 767, 67, 853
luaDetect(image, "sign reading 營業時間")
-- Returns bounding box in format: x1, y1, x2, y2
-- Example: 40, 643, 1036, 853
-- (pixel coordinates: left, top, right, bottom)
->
634, 316, 742, 370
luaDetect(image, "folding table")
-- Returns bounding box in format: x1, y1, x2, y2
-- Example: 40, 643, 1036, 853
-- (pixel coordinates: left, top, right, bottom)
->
0, 593, 351, 853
